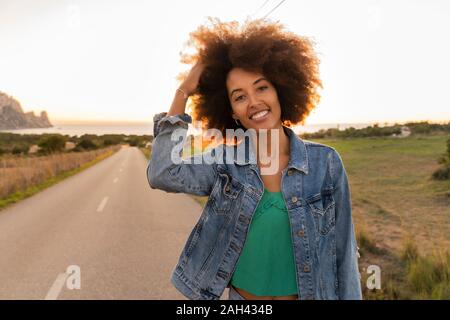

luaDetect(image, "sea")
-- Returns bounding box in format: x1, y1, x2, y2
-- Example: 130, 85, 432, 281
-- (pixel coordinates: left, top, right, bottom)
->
0, 121, 376, 137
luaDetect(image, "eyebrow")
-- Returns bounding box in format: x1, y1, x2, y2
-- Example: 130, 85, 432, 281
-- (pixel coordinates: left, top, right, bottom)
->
230, 77, 268, 98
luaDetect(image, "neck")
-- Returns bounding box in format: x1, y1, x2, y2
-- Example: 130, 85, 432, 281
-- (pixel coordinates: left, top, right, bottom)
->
254, 123, 290, 165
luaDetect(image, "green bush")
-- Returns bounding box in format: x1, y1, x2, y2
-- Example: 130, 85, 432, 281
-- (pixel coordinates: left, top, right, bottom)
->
76, 139, 98, 150
433, 167, 450, 180
103, 139, 114, 146
432, 139, 450, 180
12, 146, 23, 155
128, 138, 139, 147
38, 135, 66, 153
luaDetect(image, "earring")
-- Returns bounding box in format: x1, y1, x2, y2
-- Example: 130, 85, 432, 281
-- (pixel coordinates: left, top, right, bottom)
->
234, 118, 241, 127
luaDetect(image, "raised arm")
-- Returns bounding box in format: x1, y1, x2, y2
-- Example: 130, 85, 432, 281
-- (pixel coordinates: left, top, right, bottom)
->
146, 62, 220, 196
146, 111, 220, 196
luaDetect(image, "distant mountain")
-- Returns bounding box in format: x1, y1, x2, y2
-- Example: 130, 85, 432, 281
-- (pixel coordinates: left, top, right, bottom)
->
0, 91, 52, 130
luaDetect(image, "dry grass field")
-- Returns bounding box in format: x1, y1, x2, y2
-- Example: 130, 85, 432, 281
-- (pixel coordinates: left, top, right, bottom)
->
0, 145, 121, 210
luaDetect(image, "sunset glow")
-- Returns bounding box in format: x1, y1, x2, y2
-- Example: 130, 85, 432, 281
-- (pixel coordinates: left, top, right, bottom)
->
0, 0, 449, 126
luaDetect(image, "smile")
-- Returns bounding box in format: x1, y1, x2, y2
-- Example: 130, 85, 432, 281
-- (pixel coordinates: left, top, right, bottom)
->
249, 109, 270, 121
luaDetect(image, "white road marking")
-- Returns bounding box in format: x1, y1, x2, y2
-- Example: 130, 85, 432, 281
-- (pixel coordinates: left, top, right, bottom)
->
44, 273, 68, 300
113, 178, 119, 183
96, 197, 109, 212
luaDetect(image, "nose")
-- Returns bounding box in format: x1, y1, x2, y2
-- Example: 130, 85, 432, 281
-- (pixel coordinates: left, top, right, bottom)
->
247, 91, 264, 111
247, 91, 261, 106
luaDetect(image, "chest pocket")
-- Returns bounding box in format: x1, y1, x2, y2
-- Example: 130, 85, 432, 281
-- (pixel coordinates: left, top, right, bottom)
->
305, 189, 336, 236
210, 171, 242, 214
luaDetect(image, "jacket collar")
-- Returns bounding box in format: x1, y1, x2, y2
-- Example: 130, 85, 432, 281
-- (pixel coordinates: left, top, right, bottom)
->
231, 125, 309, 175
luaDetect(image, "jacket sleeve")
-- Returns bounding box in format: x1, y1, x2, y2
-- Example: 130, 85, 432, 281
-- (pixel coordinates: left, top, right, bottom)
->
331, 149, 363, 300
146, 112, 219, 196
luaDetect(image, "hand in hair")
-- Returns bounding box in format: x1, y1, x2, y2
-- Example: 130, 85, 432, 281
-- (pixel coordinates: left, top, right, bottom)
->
179, 61, 205, 97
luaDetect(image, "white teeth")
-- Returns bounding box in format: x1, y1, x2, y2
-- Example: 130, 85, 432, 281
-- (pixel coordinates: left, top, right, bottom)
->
250, 110, 269, 120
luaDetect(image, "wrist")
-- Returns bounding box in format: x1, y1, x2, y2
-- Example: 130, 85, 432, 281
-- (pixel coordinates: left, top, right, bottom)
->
177, 86, 191, 99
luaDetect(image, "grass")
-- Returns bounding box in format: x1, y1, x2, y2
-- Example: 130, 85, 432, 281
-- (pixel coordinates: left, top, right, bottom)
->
0, 146, 120, 211
400, 236, 450, 299
356, 225, 384, 255
356, 227, 450, 300
140, 147, 151, 160
319, 133, 450, 254
319, 132, 450, 299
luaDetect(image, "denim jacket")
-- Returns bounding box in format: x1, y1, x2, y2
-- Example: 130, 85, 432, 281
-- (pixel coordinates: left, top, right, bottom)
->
146, 112, 362, 300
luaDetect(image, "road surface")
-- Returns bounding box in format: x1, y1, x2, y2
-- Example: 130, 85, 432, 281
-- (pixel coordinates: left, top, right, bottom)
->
0, 146, 229, 299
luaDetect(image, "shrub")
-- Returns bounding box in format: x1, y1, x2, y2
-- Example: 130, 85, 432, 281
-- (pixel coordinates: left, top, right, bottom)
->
76, 139, 98, 150
38, 135, 66, 153
433, 167, 450, 180
128, 138, 140, 147
103, 139, 114, 146
432, 139, 450, 180
12, 146, 23, 155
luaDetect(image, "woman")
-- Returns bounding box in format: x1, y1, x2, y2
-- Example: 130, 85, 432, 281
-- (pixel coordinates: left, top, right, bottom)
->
147, 18, 362, 300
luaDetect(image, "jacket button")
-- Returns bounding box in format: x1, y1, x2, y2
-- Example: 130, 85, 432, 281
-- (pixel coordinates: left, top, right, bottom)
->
291, 196, 298, 203
287, 169, 293, 176
303, 264, 310, 273
225, 185, 230, 192
297, 229, 305, 237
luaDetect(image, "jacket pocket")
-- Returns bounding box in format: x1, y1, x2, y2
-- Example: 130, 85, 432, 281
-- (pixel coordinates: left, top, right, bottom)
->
182, 216, 205, 263
210, 171, 242, 214
306, 189, 336, 236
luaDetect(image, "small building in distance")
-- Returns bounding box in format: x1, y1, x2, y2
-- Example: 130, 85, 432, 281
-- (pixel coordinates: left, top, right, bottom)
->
392, 126, 411, 138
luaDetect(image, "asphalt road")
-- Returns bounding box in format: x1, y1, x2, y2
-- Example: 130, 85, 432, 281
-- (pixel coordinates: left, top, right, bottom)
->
0, 146, 228, 299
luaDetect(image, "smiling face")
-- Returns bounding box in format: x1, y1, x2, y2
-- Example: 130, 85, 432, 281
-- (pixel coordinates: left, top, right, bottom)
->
226, 67, 283, 132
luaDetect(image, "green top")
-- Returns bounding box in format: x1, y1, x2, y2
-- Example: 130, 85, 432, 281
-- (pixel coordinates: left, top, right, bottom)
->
230, 188, 298, 296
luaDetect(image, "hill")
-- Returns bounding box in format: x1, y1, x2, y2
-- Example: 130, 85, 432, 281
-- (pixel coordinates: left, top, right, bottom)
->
0, 91, 52, 130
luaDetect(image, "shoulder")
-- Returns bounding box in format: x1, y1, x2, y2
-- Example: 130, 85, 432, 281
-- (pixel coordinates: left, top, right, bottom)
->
300, 138, 345, 172
302, 138, 338, 159
302, 139, 335, 151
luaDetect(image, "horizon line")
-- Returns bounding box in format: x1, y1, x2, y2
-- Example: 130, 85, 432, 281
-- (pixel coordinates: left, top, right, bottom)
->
51, 118, 450, 126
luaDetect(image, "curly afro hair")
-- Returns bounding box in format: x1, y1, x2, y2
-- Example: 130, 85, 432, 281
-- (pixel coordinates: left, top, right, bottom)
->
177, 17, 323, 138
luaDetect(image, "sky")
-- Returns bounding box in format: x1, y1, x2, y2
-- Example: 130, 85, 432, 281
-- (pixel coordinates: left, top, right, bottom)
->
0, 0, 449, 125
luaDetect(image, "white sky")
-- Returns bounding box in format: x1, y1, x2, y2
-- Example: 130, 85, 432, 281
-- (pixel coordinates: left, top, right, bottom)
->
0, 0, 449, 125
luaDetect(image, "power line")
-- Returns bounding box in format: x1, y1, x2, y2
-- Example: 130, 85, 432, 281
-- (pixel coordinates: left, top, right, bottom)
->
251, 0, 271, 17
262, 0, 287, 19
